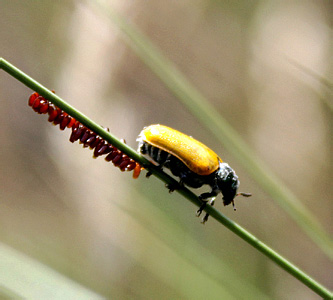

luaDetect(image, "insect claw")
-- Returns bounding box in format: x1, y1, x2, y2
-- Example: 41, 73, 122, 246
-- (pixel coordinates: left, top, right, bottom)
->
165, 183, 177, 193
146, 171, 153, 178
201, 213, 210, 224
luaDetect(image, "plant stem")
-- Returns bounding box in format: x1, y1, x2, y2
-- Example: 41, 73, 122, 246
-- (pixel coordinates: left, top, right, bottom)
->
1, 57, 332, 299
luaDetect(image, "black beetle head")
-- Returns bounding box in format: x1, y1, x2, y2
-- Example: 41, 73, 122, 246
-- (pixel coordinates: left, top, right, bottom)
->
215, 162, 252, 209
216, 162, 240, 208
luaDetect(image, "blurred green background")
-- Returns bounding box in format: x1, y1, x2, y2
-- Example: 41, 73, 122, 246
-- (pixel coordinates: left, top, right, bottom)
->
0, 0, 332, 299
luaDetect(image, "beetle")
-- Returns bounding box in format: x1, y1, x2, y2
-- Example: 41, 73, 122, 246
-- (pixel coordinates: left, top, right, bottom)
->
137, 124, 251, 223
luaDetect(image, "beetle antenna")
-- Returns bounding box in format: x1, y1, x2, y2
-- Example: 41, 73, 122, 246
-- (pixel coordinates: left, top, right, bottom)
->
232, 193, 251, 210
237, 192, 252, 197
232, 200, 236, 211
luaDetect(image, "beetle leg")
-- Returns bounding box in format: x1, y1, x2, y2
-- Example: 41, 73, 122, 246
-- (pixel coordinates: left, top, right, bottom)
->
198, 190, 218, 200
146, 152, 171, 178
146, 165, 163, 178
196, 190, 218, 222
145, 164, 164, 178
196, 200, 207, 217
166, 178, 184, 193
166, 183, 176, 193
201, 198, 215, 224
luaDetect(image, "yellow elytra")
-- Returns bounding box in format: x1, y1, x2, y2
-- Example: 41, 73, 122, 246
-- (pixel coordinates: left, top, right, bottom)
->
140, 124, 222, 176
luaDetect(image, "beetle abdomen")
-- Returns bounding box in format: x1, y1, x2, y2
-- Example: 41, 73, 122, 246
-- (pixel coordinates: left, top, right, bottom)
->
139, 141, 212, 189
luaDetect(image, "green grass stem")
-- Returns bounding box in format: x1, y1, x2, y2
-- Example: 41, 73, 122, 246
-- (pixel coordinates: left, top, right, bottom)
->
1, 57, 332, 298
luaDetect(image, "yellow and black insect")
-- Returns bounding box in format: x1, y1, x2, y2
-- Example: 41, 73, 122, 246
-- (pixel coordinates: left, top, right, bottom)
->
138, 124, 251, 222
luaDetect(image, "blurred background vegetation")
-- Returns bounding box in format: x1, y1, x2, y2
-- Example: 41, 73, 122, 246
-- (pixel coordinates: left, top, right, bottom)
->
0, 0, 332, 299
